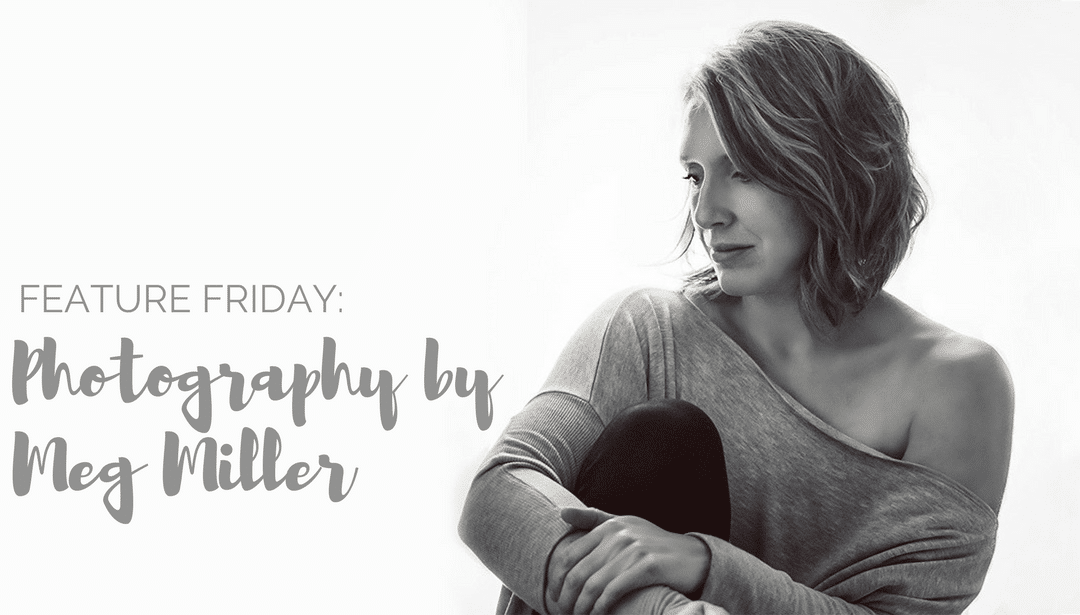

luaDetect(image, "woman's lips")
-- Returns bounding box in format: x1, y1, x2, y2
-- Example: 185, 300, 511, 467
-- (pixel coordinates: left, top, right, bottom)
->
710, 245, 752, 263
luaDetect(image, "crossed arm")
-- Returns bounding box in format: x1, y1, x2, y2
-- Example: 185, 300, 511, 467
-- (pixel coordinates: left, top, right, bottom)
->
459, 394, 997, 615
545, 507, 713, 615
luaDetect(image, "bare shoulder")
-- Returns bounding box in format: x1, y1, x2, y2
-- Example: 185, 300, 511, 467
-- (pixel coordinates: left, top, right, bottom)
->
898, 320, 1015, 513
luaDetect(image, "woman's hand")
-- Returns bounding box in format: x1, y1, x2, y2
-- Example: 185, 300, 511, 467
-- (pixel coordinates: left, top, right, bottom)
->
545, 507, 710, 615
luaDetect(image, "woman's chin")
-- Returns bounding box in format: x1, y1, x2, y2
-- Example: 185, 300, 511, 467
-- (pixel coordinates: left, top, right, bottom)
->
716, 270, 795, 300
716, 270, 746, 297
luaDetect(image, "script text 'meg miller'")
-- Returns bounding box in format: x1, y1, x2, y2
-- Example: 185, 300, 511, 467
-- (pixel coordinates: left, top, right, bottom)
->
19, 284, 341, 313
12, 426, 358, 524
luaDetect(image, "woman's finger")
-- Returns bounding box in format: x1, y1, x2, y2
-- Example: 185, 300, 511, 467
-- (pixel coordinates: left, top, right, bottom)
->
590, 557, 656, 614
570, 553, 639, 615
561, 537, 629, 615
547, 529, 605, 610
548, 508, 618, 607
560, 506, 616, 530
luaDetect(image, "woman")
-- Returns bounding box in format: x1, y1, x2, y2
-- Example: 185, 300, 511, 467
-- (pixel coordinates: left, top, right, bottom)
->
460, 21, 1012, 615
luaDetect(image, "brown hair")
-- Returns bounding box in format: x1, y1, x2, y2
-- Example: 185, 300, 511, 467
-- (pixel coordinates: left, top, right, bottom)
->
680, 21, 927, 332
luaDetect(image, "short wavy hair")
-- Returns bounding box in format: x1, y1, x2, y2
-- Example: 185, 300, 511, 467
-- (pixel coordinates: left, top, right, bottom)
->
681, 21, 927, 333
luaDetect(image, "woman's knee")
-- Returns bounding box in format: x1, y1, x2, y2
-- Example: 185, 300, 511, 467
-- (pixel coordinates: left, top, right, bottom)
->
575, 398, 730, 538
604, 399, 721, 448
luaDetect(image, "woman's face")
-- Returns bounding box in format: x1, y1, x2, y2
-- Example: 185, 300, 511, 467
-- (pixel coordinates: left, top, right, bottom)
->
680, 104, 813, 300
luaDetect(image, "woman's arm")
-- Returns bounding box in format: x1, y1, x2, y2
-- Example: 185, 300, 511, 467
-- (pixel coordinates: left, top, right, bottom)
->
459, 392, 699, 614
458, 391, 601, 612
544, 510, 994, 615
546, 508, 710, 614
460, 289, 672, 613
545, 512, 883, 615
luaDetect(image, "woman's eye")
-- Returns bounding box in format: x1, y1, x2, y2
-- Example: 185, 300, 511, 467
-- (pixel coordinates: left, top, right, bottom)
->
682, 173, 702, 187
731, 170, 752, 183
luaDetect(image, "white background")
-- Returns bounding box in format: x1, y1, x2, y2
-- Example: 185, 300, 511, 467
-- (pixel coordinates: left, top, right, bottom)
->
1, 1, 1077, 614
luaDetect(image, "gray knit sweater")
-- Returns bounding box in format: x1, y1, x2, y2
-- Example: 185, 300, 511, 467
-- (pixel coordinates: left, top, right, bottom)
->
460, 288, 997, 614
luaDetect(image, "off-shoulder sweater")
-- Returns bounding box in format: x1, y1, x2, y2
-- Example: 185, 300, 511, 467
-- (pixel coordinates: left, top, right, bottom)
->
459, 288, 997, 614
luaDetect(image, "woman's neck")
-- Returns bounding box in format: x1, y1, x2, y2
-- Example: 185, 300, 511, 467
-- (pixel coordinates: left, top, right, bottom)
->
721, 290, 902, 362
726, 292, 818, 361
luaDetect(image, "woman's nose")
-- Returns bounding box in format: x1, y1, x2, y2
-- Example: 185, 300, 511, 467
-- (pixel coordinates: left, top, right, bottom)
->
692, 183, 734, 230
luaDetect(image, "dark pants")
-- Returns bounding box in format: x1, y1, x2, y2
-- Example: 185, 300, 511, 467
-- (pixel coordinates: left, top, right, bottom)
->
572, 399, 730, 540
